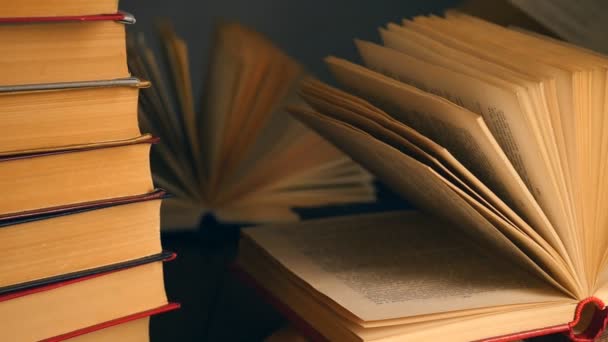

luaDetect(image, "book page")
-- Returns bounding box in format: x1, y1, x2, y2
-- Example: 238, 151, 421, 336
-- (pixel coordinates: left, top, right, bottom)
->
289, 108, 576, 296
355, 40, 581, 277
444, 12, 608, 290
298, 79, 574, 283
323, 55, 570, 264
239, 238, 576, 341
243, 211, 567, 322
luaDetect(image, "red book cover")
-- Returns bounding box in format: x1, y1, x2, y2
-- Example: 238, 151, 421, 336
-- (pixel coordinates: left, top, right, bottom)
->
231, 265, 608, 342
41, 303, 181, 342
482, 297, 608, 342
0, 12, 134, 24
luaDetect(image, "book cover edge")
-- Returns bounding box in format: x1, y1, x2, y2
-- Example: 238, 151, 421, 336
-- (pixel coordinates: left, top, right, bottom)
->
0, 11, 134, 25
231, 264, 608, 342
40, 302, 180, 342
0, 188, 167, 225
0, 134, 158, 161
0, 251, 176, 297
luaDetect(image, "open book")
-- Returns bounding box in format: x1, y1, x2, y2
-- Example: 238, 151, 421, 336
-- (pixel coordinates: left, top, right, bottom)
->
127, 22, 374, 230
239, 11, 608, 341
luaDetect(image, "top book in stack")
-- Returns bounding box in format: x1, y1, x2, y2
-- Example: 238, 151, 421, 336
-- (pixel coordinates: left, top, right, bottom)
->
0, 0, 120, 17
0, 0, 144, 154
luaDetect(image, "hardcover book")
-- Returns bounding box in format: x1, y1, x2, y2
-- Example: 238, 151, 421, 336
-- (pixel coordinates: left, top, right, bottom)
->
42, 303, 180, 342
238, 11, 608, 342
0, 11, 133, 86
0, 135, 156, 217
237, 212, 608, 341
0, 190, 165, 292
0, 0, 121, 18
0, 78, 148, 154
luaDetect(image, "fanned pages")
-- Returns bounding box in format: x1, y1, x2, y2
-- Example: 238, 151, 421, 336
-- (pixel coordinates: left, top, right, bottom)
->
250, 11, 608, 341
127, 22, 374, 230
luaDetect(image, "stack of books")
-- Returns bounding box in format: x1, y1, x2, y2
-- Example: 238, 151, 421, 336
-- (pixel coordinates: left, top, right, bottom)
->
0, 1, 177, 341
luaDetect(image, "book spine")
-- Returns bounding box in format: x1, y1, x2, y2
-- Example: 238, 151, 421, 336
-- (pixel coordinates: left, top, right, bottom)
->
567, 297, 608, 342
482, 297, 608, 342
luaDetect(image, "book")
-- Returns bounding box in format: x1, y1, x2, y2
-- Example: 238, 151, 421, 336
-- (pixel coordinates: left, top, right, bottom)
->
127, 22, 375, 229
237, 212, 606, 341
0, 254, 173, 341
0, 78, 148, 154
236, 11, 608, 341
0, 135, 155, 217
0, 12, 132, 86
0, 0, 120, 18
48, 318, 151, 342
42, 304, 180, 342
0, 190, 164, 291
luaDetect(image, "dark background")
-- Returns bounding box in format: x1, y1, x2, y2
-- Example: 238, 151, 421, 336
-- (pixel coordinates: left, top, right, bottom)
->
118, 1, 563, 341
121, 0, 460, 96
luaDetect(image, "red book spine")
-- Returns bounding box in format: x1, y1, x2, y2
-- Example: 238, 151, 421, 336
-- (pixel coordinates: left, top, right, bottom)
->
482, 297, 608, 342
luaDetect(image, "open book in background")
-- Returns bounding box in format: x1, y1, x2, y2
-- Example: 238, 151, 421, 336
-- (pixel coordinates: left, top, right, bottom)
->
127, 22, 375, 231
235, 11, 608, 341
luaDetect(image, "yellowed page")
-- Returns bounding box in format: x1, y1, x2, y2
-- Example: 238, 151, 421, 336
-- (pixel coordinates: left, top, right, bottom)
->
67, 317, 149, 342
128, 40, 199, 187
355, 39, 582, 278
201, 35, 242, 194
368, 302, 576, 342
415, 14, 602, 288
243, 211, 567, 322
289, 108, 575, 294
593, 266, 608, 300
298, 79, 574, 283
215, 205, 298, 223
325, 55, 570, 262
446, 12, 608, 288
406, 16, 572, 202
215, 38, 288, 188
239, 237, 575, 341
214, 121, 374, 208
